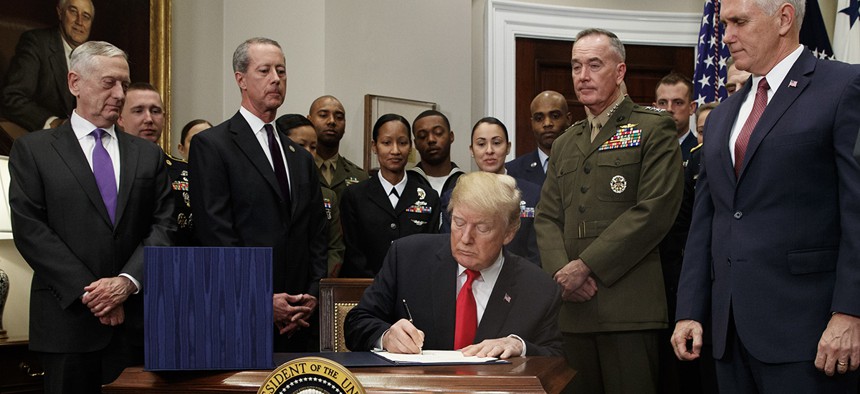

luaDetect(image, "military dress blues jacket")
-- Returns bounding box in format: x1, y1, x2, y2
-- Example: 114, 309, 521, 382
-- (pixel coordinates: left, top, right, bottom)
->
339, 173, 440, 277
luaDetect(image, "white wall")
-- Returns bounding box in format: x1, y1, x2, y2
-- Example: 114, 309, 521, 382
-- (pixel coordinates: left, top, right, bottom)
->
172, 0, 473, 167
171, 0, 326, 156
323, 0, 473, 168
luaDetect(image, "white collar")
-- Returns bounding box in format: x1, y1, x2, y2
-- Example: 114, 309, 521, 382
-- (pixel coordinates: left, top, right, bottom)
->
457, 251, 505, 284
71, 110, 117, 140
377, 170, 408, 196
755, 44, 804, 97
239, 106, 271, 134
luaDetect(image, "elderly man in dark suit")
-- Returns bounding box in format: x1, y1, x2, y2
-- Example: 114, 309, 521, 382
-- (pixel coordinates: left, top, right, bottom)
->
1, 0, 94, 131
671, 0, 860, 391
9, 41, 174, 393
190, 37, 327, 352
505, 91, 571, 186
345, 172, 563, 358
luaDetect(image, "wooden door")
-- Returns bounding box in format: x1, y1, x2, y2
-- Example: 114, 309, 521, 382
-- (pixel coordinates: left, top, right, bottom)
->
515, 37, 694, 156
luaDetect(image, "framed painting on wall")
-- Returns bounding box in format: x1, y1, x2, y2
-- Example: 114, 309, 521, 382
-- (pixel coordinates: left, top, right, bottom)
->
363, 94, 436, 172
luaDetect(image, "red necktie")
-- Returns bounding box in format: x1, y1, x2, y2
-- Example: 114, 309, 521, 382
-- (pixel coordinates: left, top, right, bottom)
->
734, 78, 769, 176
454, 269, 481, 349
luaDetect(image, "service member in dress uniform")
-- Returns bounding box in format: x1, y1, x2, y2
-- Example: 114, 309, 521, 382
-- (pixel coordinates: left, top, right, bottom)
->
441, 117, 541, 266
308, 95, 369, 200
278, 113, 346, 277
339, 114, 440, 278
118, 82, 196, 245
534, 28, 683, 394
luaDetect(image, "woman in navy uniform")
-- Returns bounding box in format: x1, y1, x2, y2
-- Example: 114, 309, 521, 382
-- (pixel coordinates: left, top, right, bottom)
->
441, 117, 541, 266
340, 114, 440, 277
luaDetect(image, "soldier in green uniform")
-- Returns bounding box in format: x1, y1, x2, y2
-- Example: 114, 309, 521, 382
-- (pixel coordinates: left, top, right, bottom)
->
278, 113, 346, 278
118, 83, 196, 245
307, 95, 368, 200
534, 28, 683, 394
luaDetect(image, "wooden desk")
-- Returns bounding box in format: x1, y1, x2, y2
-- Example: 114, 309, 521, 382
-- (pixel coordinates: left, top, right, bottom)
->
103, 356, 574, 393
0, 336, 44, 394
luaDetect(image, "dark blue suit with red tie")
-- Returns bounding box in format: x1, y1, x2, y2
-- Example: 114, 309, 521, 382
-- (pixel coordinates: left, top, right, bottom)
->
676, 50, 860, 389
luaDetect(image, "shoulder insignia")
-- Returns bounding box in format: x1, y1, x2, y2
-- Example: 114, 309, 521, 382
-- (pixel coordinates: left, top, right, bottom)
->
690, 143, 703, 153
640, 105, 666, 113
165, 153, 188, 164
341, 156, 365, 172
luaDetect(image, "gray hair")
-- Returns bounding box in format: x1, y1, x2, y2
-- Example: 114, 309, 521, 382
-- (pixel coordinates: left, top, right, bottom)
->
69, 41, 127, 75
755, 0, 805, 30
448, 172, 522, 232
575, 28, 625, 62
232, 37, 282, 73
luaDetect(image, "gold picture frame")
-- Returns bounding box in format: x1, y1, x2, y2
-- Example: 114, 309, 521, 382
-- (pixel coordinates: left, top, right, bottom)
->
150, 0, 172, 152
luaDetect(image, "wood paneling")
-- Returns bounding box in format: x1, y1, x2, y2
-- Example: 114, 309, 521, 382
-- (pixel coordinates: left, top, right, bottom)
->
514, 38, 694, 156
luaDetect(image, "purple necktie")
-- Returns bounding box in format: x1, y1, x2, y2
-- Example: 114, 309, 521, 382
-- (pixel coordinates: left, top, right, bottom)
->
264, 124, 292, 210
91, 128, 117, 224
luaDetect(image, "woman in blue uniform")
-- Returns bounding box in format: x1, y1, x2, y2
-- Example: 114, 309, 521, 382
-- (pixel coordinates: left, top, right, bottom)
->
339, 114, 440, 277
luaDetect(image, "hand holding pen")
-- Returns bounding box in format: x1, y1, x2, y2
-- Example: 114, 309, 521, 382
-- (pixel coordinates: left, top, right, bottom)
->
381, 299, 425, 354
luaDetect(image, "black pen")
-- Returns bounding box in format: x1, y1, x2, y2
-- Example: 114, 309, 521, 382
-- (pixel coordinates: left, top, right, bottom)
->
402, 299, 414, 322
402, 299, 422, 354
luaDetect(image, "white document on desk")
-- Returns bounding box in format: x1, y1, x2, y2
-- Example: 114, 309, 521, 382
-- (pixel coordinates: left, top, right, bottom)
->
373, 350, 499, 364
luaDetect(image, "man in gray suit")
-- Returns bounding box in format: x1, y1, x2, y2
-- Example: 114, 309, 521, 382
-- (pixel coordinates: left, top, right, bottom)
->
9, 41, 175, 393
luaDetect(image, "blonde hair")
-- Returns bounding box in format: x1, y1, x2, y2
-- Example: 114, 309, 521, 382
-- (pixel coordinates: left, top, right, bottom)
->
448, 172, 521, 232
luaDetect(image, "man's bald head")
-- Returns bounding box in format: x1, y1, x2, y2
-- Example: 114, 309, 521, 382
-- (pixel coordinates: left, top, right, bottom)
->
529, 90, 572, 154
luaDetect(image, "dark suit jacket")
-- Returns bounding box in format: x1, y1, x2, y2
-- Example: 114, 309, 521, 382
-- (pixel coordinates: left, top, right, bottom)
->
1, 27, 75, 131
676, 50, 860, 363
344, 234, 563, 356
440, 177, 541, 266
9, 122, 175, 353
339, 174, 440, 277
505, 150, 546, 186
190, 112, 327, 298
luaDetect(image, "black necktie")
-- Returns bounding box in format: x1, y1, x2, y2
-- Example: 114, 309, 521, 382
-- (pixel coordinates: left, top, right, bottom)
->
389, 188, 399, 208
264, 124, 292, 210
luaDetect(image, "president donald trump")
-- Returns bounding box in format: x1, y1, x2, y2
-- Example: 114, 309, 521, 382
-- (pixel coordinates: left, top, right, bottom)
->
671, 0, 860, 391
345, 172, 562, 358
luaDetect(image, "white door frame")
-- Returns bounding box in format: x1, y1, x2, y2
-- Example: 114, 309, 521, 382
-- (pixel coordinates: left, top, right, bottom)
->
485, 0, 700, 156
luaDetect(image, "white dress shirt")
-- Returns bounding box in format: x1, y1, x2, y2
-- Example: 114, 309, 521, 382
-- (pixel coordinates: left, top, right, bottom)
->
239, 106, 292, 188
728, 45, 804, 164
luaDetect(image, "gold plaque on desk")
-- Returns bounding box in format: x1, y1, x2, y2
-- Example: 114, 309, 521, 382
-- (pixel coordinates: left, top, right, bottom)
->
258, 356, 365, 394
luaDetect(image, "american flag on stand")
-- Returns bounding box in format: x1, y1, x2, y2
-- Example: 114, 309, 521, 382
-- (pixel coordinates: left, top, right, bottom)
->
834, 0, 860, 63
693, 0, 730, 105
800, 0, 835, 59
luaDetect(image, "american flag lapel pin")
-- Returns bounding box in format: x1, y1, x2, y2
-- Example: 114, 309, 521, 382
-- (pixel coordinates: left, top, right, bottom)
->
788, 80, 798, 88
504, 293, 511, 303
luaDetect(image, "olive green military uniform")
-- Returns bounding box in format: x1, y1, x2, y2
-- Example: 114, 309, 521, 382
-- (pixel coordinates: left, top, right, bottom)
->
316, 153, 369, 201
321, 186, 345, 277
535, 96, 683, 394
